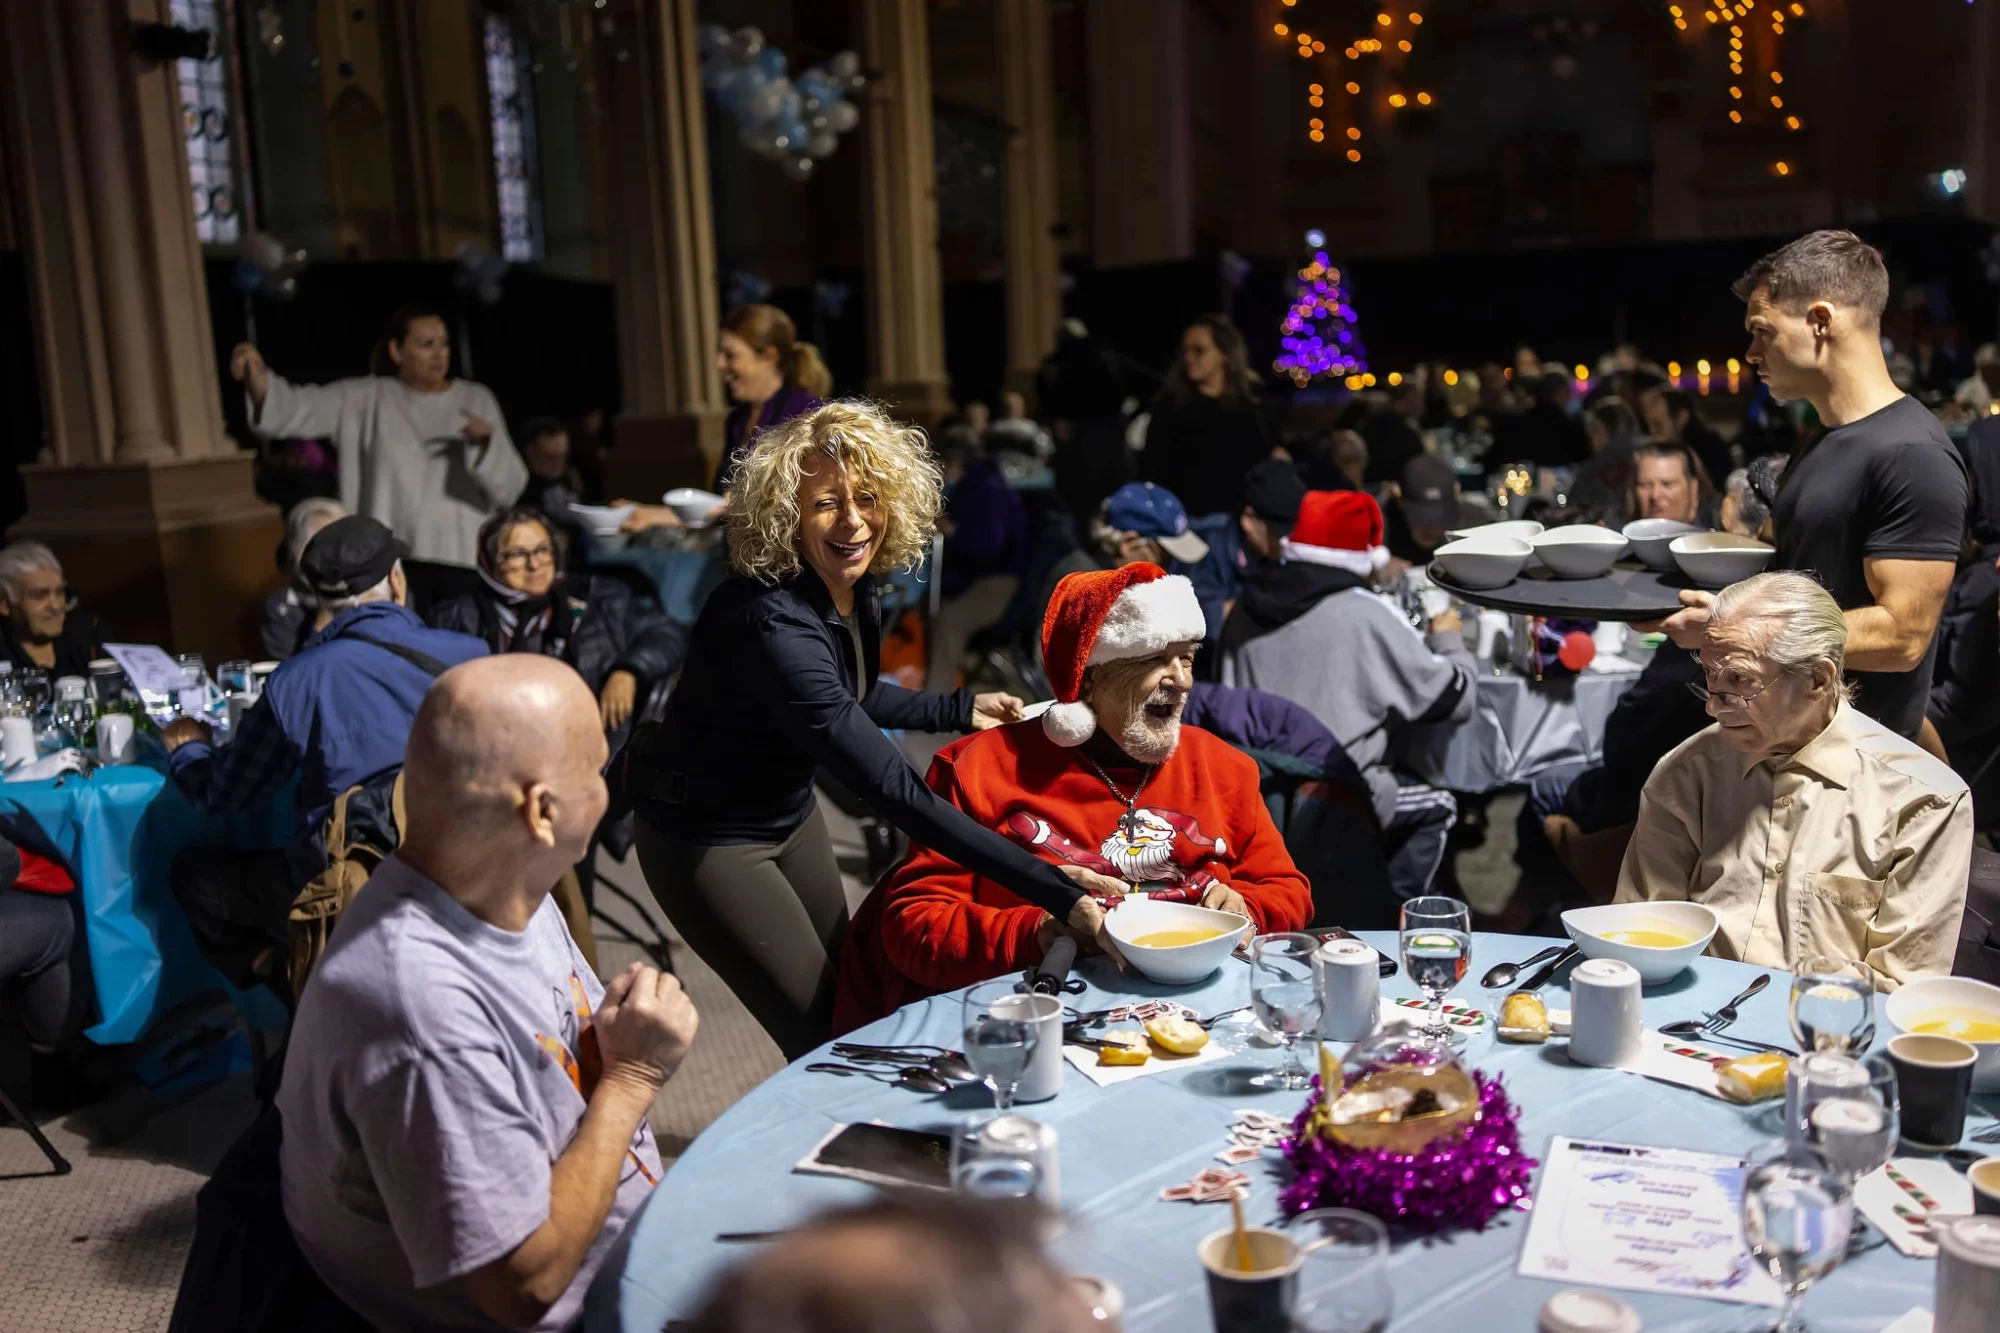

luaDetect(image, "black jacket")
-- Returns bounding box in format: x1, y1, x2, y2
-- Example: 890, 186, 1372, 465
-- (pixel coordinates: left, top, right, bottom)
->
623, 568, 1084, 920
1, 606, 106, 679
427, 575, 688, 697
1140, 393, 1273, 518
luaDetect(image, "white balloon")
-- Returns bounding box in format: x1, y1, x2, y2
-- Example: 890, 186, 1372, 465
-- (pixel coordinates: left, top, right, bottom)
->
733, 26, 764, 59
824, 100, 859, 133
781, 155, 815, 181
806, 132, 838, 159
244, 231, 286, 272
828, 50, 860, 80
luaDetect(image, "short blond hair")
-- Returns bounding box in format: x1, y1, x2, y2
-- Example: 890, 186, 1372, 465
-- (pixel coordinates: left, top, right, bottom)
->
725, 400, 942, 583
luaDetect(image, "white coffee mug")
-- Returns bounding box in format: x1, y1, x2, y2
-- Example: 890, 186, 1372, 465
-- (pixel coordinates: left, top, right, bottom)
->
1567, 958, 1644, 1068
1, 715, 36, 769
992, 992, 1065, 1102
95, 713, 136, 765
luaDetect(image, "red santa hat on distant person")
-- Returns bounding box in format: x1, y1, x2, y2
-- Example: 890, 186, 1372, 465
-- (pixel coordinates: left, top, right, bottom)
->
1039, 562, 1206, 747
1279, 489, 1391, 577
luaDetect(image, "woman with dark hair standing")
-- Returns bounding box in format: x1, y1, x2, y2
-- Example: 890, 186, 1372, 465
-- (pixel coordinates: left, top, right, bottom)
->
1139, 314, 1274, 519
232, 305, 525, 567
622, 304, 834, 533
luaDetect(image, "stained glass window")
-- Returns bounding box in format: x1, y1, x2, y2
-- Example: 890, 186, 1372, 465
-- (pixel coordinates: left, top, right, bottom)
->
485, 13, 542, 262
171, 0, 241, 247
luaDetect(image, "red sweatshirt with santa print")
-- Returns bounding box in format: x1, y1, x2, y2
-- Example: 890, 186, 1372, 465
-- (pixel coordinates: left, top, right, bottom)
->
833, 720, 1313, 1033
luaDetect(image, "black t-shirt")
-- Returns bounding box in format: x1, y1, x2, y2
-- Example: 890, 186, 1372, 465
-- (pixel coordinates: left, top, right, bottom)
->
1772, 394, 1968, 738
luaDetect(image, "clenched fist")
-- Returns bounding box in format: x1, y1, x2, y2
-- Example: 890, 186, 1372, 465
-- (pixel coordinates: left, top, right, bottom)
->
592, 962, 698, 1091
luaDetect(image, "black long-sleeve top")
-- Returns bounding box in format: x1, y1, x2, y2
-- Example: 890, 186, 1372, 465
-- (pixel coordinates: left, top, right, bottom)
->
624, 567, 1085, 921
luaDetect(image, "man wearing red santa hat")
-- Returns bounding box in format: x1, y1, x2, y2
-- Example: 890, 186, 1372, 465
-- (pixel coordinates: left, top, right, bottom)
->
834, 563, 1312, 1031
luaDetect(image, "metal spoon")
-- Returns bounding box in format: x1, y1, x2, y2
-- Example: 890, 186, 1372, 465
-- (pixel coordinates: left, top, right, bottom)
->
829, 1049, 980, 1085
1656, 1021, 1796, 1057
1481, 944, 1566, 990
805, 1061, 951, 1093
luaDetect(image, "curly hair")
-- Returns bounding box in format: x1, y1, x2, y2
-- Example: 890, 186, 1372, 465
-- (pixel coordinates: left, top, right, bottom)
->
725, 399, 943, 583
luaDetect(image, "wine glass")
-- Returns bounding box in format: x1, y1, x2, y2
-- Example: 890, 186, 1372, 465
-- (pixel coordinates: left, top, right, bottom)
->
962, 979, 1038, 1112
1788, 957, 1876, 1054
1289, 1208, 1392, 1333
1739, 1139, 1854, 1332
950, 1113, 1056, 1205
1399, 896, 1474, 1045
1249, 933, 1323, 1090
1795, 1053, 1898, 1185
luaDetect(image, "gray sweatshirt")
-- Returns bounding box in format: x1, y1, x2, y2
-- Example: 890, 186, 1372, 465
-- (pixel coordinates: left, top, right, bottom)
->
1220, 587, 1477, 824
251, 374, 527, 568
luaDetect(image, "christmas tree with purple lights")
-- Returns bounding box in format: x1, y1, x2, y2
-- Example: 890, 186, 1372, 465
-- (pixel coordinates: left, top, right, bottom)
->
1275, 236, 1367, 386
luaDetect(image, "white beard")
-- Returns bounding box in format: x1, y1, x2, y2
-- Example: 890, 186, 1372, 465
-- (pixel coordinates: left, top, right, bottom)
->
1113, 690, 1185, 764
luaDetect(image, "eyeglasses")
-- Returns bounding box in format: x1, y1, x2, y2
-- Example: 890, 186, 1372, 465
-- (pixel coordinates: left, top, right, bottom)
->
1686, 671, 1780, 711
497, 544, 554, 570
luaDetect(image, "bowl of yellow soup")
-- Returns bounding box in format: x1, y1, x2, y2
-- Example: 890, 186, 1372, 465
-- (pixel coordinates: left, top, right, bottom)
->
1102, 898, 1252, 985
1885, 976, 2000, 1091
1561, 902, 1719, 985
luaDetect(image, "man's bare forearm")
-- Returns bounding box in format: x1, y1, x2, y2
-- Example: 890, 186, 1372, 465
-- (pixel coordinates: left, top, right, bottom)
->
463, 1067, 658, 1326
1843, 603, 1926, 672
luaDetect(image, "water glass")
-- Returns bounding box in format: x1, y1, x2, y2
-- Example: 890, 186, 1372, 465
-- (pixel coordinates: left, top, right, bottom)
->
88, 659, 127, 709
1249, 933, 1324, 1090
217, 660, 254, 695
963, 979, 1039, 1112
16, 669, 49, 717
1788, 957, 1876, 1054
1399, 896, 1474, 1046
1289, 1208, 1392, 1333
950, 1113, 1057, 1206
1739, 1139, 1855, 1332
1795, 1053, 1897, 1183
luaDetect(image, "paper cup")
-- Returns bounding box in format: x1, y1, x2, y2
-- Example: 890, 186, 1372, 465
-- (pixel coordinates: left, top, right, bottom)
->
1198, 1227, 1299, 1333
991, 992, 1065, 1103
1970, 1157, 2000, 1218
1889, 1033, 1978, 1149
1567, 958, 1643, 1068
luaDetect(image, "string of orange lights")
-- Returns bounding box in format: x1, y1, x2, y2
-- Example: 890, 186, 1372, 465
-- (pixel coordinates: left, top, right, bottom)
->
1670, 0, 1808, 179
1274, 2, 1434, 164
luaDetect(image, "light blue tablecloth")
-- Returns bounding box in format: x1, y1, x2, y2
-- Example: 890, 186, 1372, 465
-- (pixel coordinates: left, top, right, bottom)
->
0, 764, 295, 1044
1407, 668, 1638, 794
588, 933, 1997, 1333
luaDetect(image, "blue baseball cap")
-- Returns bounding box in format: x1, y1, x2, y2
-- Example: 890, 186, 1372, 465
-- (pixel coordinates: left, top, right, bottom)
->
1104, 482, 1209, 563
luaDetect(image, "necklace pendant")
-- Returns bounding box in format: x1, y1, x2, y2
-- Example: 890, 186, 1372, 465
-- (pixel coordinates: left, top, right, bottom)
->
1119, 807, 1142, 839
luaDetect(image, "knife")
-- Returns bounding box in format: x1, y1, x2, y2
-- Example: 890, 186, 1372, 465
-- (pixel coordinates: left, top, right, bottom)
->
1511, 944, 1581, 994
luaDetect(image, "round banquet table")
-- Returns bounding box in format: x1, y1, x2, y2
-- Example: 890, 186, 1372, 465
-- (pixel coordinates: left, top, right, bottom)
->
586, 934, 1997, 1333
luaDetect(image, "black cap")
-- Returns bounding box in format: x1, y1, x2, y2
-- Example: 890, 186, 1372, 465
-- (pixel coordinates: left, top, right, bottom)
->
297, 516, 409, 600
1242, 458, 1308, 522
1397, 454, 1462, 529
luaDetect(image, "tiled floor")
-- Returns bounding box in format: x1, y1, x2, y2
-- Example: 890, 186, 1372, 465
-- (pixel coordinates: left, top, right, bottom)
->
0, 782, 1524, 1332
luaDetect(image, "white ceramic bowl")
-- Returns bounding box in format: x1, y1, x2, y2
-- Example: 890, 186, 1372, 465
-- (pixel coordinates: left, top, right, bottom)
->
664, 487, 726, 527
1623, 518, 1705, 571
566, 502, 636, 536
1446, 519, 1544, 544
1884, 975, 2000, 1092
1561, 901, 1719, 985
1670, 532, 1775, 587
1102, 898, 1251, 985
1531, 525, 1630, 579
1432, 535, 1533, 590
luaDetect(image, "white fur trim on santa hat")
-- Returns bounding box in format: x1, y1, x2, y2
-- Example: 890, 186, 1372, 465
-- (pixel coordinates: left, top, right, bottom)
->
1083, 574, 1205, 668
1041, 700, 1098, 747
1279, 537, 1390, 578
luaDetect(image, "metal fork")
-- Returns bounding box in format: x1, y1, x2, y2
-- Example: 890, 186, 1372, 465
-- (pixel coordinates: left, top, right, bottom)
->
1698, 974, 1772, 1034
1971, 1123, 2000, 1144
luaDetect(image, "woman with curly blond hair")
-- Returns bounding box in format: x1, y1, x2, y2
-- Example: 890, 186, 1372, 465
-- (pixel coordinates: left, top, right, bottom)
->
620, 401, 1124, 1057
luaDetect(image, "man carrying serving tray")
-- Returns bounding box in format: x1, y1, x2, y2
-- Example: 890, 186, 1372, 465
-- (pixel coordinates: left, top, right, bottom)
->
833, 563, 1311, 1031
1641, 230, 1967, 743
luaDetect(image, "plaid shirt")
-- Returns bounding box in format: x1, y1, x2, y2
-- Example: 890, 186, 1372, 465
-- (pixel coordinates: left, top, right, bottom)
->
167, 694, 303, 817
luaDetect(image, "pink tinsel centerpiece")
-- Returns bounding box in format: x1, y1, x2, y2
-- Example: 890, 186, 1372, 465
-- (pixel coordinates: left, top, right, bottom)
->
1279, 1072, 1536, 1233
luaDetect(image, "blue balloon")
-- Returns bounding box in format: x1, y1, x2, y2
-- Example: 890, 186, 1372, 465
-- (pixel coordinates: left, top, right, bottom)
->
778, 119, 809, 149
797, 71, 838, 105
231, 259, 263, 294
756, 47, 787, 79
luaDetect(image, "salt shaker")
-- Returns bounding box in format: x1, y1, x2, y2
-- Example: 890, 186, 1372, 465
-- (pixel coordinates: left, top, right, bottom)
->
1567, 958, 1644, 1068
1317, 937, 1381, 1043
1936, 1215, 2000, 1333
1538, 1289, 1641, 1333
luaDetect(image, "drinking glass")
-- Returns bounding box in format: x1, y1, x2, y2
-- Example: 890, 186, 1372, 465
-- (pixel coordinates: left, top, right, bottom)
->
1788, 957, 1876, 1054
950, 1113, 1056, 1205
1249, 933, 1323, 1090
89, 660, 128, 710
1289, 1208, 1392, 1333
16, 669, 49, 717
1739, 1139, 1854, 1332
217, 660, 253, 696
1399, 896, 1474, 1045
962, 979, 1038, 1112
1796, 1053, 1898, 1184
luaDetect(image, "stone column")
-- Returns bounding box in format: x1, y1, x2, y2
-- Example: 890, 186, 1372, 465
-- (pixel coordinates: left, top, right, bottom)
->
860, 0, 953, 424
1084, 0, 1193, 268
1968, 0, 2000, 227
996, 0, 1062, 402
595, 0, 726, 498
0, 0, 279, 661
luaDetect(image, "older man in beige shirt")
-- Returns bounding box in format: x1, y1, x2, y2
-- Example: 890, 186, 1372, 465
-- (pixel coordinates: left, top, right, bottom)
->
1616, 571, 1971, 989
